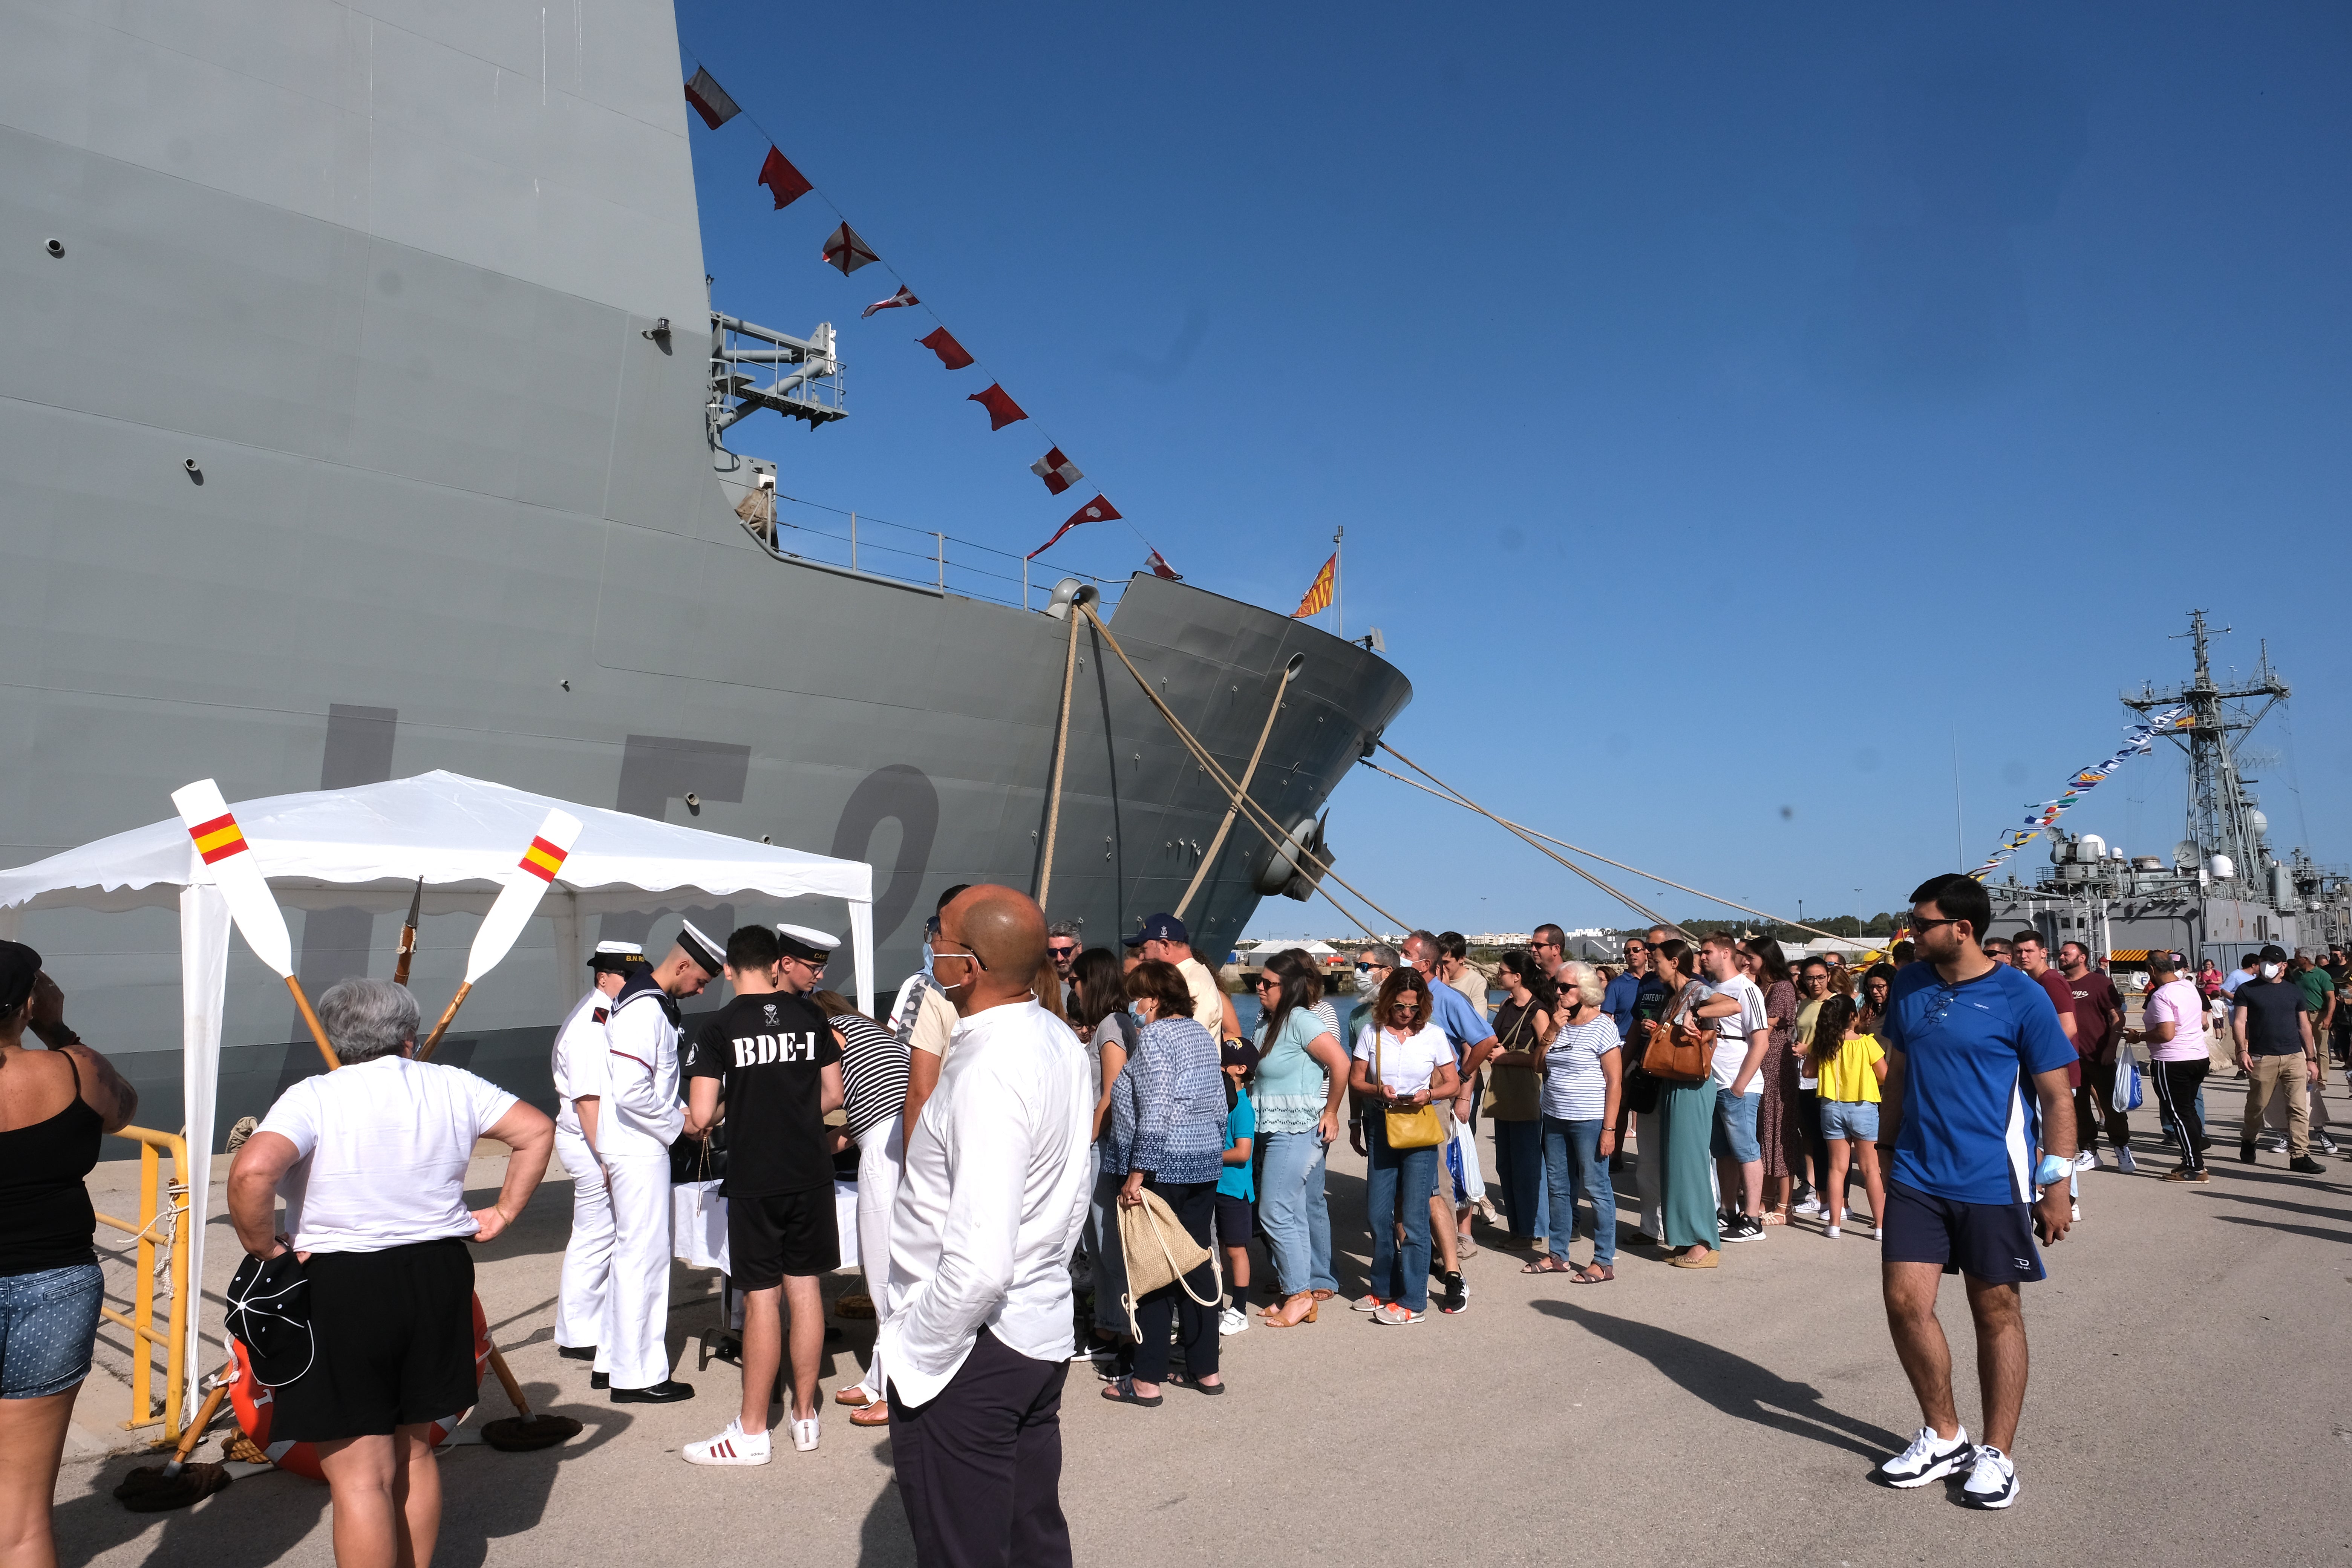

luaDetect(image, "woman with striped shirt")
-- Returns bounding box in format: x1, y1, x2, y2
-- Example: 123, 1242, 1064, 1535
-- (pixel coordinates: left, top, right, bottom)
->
812, 991, 910, 1427
1533, 961, 1622, 1282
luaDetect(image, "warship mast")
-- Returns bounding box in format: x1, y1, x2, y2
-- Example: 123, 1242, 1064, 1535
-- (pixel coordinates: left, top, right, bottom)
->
2124, 609, 2289, 899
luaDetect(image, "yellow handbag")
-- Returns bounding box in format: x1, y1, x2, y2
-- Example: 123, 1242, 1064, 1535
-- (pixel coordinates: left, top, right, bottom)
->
1375, 1028, 1445, 1149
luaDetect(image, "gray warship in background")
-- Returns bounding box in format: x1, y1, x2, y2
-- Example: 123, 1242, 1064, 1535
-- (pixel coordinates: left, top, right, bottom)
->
1, 0, 1410, 1138
1985, 612, 2348, 966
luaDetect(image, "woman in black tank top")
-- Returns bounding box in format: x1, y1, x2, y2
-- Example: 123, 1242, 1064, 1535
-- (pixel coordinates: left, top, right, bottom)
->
0, 941, 137, 1568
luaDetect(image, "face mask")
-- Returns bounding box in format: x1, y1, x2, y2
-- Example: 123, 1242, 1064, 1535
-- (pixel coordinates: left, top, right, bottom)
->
2261, 963, 2283, 980
920, 940, 935, 979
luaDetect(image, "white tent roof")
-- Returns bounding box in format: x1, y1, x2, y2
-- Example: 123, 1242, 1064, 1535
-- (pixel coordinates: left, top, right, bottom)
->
0, 769, 870, 916
0, 770, 874, 1427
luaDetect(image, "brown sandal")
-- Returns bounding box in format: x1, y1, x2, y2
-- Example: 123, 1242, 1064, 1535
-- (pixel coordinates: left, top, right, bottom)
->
1263, 1292, 1317, 1327
1570, 1263, 1615, 1284
1520, 1256, 1576, 1274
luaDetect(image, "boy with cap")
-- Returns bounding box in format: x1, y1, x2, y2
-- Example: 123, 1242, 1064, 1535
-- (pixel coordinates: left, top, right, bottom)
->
599, 920, 721, 1403
679, 923, 845, 1462
551, 940, 642, 1374
1123, 913, 1240, 1042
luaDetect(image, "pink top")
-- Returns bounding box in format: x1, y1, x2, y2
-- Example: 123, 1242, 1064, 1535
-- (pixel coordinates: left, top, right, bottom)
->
2144, 979, 2208, 1063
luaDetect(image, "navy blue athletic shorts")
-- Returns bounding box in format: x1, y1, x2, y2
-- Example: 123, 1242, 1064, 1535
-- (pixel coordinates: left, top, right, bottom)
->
1880, 1180, 2046, 1285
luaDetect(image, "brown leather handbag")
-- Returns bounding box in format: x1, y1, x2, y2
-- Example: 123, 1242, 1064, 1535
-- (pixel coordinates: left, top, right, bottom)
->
1641, 983, 1716, 1083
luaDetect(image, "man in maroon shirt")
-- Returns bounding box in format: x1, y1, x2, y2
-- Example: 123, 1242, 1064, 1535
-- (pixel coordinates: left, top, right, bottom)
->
2059, 942, 2130, 1171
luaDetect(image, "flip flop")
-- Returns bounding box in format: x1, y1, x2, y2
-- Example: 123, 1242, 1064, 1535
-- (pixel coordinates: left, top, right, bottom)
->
1099, 1377, 1162, 1408
849, 1400, 891, 1427
833, 1385, 874, 1408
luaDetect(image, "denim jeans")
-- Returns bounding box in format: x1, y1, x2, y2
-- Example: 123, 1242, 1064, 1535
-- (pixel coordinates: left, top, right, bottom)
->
1364, 1122, 1438, 1311
1541, 1117, 1615, 1267
1257, 1130, 1336, 1297
0, 1262, 103, 1399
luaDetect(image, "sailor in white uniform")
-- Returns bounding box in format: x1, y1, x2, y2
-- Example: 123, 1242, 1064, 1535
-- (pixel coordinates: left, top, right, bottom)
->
598, 919, 723, 1402
553, 940, 642, 1380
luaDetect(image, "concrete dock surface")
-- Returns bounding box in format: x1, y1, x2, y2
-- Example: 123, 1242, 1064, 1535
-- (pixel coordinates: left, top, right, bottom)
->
55, 1072, 2352, 1568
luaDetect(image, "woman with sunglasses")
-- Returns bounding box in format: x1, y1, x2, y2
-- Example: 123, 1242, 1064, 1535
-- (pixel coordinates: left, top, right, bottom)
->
1250, 951, 1349, 1329
1648, 939, 1725, 1269
1348, 970, 1461, 1325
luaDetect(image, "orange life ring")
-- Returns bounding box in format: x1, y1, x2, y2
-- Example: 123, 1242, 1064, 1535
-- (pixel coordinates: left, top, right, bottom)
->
230, 1292, 489, 1479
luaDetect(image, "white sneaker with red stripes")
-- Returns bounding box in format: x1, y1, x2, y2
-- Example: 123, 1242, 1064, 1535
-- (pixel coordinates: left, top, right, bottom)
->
683, 1419, 771, 1466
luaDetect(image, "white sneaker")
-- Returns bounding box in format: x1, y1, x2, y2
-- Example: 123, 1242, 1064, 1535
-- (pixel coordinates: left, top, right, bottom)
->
2070, 1202, 2080, 1221
790, 1416, 819, 1453
1218, 1306, 1248, 1337
1874, 1425, 1973, 1488
2072, 1150, 2098, 1172
1824, 1224, 1842, 1240
2114, 1147, 2137, 1174
683, 1420, 771, 1467
1962, 1445, 2020, 1509
1794, 1196, 1824, 1217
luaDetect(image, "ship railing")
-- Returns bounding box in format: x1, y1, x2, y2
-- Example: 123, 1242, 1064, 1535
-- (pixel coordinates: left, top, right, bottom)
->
736, 487, 1127, 614
92, 1125, 191, 1443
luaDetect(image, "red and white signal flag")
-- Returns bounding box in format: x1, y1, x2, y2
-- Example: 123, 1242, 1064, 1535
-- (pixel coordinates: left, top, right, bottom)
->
862, 285, 919, 318
684, 68, 741, 129
758, 146, 813, 210
966, 383, 1027, 430
822, 222, 880, 276
1030, 447, 1084, 495
1028, 494, 1121, 559
1146, 547, 1183, 581
919, 326, 975, 370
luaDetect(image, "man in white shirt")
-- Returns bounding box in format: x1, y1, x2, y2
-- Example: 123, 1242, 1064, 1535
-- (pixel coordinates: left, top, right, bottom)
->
597, 921, 720, 1402
1697, 933, 1772, 1243
882, 885, 1090, 1568
552, 941, 640, 1370
1124, 912, 1240, 1043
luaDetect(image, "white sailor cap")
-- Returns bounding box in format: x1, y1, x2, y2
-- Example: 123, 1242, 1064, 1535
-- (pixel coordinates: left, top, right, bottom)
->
587, 940, 645, 973
776, 924, 838, 964
675, 920, 726, 976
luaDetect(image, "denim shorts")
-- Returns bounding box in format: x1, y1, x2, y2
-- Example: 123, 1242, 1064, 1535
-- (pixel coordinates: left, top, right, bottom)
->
1, 1263, 105, 1399
1819, 1099, 1880, 1142
1710, 1086, 1761, 1162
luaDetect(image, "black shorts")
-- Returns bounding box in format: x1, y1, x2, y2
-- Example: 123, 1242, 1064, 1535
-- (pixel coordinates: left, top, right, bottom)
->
267, 1240, 478, 1443
728, 1188, 840, 1290
1881, 1181, 2046, 1285
1212, 1193, 1254, 1253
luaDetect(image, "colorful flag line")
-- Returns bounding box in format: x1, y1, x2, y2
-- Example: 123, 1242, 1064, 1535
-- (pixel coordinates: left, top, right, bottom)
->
1967, 707, 2192, 880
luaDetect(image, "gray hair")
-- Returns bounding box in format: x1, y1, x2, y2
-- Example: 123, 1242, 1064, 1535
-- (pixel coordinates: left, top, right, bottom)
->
1558, 960, 1606, 1008
1404, 929, 1441, 964
1046, 920, 1082, 940
315, 976, 421, 1064
1361, 942, 1400, 968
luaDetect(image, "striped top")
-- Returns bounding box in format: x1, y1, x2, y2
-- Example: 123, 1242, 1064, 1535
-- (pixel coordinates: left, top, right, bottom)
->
834, 1009, 911, 1142
1108, 1015, 1225, 1184
1540, 1017, 1620, 1122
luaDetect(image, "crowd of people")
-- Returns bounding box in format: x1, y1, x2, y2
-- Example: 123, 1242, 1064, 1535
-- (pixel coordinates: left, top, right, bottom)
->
5, 876, 2350, 1565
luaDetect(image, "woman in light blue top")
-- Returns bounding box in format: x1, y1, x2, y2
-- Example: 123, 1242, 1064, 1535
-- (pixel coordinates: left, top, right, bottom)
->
1250, 949, 1349, 1329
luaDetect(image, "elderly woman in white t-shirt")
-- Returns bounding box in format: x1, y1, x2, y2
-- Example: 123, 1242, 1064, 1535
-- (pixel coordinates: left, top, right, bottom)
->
228, 978, 553, 1568
1348, 968, 1461, 1326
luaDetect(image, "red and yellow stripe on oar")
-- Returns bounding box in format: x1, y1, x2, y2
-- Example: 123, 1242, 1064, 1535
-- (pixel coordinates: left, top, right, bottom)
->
187, 812, 250, 865
519, 836, 570, 883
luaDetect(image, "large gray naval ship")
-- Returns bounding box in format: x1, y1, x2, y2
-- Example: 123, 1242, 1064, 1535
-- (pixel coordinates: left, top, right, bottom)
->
1, 0, 1411, 1135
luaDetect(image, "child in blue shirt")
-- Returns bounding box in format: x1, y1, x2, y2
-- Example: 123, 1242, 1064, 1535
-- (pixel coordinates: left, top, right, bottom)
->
1216, 1041, 1258, 1334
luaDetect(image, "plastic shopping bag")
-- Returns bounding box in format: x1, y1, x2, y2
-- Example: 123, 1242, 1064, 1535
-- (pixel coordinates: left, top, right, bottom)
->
2111, 1046, 2143, 1113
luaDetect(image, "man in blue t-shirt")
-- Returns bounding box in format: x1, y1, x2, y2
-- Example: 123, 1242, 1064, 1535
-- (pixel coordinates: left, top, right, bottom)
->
1868, 874, 2078, 1513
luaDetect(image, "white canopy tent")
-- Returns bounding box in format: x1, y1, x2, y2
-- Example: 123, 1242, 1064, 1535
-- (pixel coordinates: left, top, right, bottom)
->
0, 770, 874, 1423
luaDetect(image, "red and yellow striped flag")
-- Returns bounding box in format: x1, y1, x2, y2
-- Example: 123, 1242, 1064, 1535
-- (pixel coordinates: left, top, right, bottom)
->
1291, 553, 1335, 618
519, 836, 571, 883
187, 812, 250, 865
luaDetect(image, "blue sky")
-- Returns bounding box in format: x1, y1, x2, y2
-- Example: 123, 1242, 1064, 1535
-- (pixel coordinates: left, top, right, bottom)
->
677, 2, 2352, 938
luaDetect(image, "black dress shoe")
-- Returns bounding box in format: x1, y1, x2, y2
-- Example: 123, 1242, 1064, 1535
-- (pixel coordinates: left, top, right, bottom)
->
590, 1372, 609, 1390
611, 1380, 695, 1404
557, 1344, 597, 1361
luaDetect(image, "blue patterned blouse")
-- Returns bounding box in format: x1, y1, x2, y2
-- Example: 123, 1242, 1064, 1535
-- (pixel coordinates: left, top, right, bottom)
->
1108, 1014, 1226, 1185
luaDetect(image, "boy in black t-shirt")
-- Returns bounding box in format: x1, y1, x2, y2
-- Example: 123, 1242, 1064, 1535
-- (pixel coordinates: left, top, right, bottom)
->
680, 924, 845, 1464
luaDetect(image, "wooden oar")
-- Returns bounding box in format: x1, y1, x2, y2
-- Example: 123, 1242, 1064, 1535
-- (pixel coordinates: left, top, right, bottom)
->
392, 877, 423, 988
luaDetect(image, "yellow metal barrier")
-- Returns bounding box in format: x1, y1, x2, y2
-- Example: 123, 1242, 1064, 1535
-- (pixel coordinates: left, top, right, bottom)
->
90, 1126, 190, 1443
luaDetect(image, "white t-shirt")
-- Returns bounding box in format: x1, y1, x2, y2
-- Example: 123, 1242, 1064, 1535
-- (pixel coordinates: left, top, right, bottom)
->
2144, 978, 2209, 1064
257, 1055, 518, 1254
1353, 1021, 1453, 1097
1706, 975, 1770, 1090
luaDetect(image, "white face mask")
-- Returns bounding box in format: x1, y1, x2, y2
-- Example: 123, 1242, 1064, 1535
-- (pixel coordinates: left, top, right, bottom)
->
2261, 962, 2284, 980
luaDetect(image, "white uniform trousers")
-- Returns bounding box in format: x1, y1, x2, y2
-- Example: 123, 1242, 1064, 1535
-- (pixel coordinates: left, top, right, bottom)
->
553, 1128, 614, 1356
600, 1152, 676, 1390
852, 1116, 906, 1401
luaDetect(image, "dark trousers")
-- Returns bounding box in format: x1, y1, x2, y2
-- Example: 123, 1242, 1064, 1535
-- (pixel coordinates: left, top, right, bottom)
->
1794, 1087, 1830, 1191
2075, 1059, 2131, 1152
1129, 1176, 1218, 1384
1490, 1116, 1544, 1237
889, 1327, 1071, 1568
2148, 1059, 2209, 1172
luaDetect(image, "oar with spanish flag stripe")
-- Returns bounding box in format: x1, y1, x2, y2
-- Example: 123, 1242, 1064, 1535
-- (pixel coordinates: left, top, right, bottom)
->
170, 779, 341, 1071
418, 808, 583, 1060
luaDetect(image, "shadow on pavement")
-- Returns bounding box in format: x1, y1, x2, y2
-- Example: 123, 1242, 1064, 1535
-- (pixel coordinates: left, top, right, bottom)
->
856, 1468, 916, 1566
1533, 1299, 1904, 1463
2211, 1214, 2352, 1246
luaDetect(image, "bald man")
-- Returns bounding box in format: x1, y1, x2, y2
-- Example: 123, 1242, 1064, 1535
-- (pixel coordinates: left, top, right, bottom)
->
882, 886, 1092, 1568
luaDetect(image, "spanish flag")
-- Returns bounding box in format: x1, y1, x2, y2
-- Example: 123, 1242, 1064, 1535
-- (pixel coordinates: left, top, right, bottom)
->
1291, 553, 1335, 619
187, 812, 250, 865
519, 836, 570, 883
